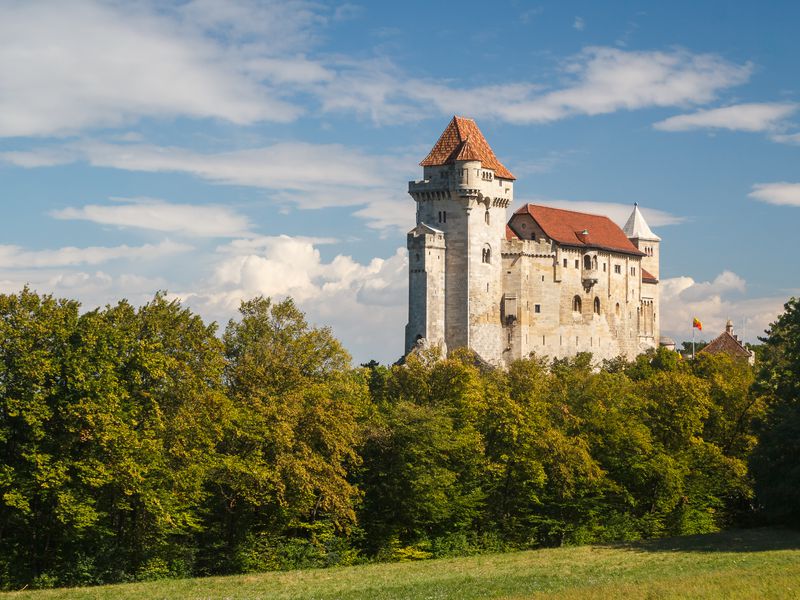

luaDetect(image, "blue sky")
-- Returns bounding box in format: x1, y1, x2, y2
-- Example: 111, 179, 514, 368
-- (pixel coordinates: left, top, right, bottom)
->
1, 0, 798, 363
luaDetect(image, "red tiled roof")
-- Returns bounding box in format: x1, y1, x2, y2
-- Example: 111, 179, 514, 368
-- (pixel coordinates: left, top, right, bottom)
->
699, 332, 752, 359
513, 204, 645, 256
642, 268, 658, 283
420, 116, 515, 180
505, 224, 518, 240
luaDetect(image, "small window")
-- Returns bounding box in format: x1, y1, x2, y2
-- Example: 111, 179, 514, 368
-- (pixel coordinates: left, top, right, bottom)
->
485, 211, 490, 225
531, 233, 536, 241
614, 264, 621, 274
631, 267, 636, 276
482, 244, 492, 264
583, 255, 592, 270
572, 295, 582, 313
594, 297, 600, 315
563, 258, 568, 268
615, 302, 620, 317
603, 263, 606, 272
575, 260, 579, 269
534, 304, 541, 313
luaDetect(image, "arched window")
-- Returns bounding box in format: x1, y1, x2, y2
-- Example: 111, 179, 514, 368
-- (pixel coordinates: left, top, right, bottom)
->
485, 210, 490, 225
615, 302, 620, 317
592, 255, 598, 269
572, 295, 582, 313
482, 244, 492, 264
594, 297, 600, 315
583, 255, 592, 270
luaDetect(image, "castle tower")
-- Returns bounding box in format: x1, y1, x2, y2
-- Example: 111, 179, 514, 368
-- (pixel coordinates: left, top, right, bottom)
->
623, 204, 661, 345
405, 116, 514, 361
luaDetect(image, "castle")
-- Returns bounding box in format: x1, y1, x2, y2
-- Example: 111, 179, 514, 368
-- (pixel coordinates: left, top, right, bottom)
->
405, 116, 660, 366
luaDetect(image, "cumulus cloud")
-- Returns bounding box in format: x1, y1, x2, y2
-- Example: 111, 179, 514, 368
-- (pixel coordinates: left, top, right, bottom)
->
660, 270, 784, 344
0, 270, 170, 312
748, 182, 800, 207
52, 197, 254, 237
176, 236, 408, 363
0, 239, 190, 269
654, 102, 797, 132
527, 198, 685, 228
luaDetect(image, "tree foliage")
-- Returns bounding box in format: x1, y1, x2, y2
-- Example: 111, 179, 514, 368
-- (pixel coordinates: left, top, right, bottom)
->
0, 289, 771, 589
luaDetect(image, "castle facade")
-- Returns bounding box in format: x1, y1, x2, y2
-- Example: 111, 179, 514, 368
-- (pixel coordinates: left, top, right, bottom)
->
405, 116, 660, 366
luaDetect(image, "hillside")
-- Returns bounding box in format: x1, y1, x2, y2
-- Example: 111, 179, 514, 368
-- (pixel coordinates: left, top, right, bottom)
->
2, 528, 799, 600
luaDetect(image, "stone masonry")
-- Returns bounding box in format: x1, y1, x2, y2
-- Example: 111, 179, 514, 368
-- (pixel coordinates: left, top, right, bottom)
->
405, 116, 660, 366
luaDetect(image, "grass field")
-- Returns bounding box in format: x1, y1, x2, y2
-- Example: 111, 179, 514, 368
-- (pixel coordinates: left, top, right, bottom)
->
2, 528, 799, 599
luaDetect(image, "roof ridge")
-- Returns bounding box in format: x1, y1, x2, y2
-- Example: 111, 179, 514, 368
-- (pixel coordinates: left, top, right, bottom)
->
521, 203, 613, 220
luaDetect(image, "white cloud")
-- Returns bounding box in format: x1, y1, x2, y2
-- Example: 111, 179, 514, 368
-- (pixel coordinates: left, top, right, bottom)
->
0, 239, 190, 269
0, 270, 170, 312
654, 102, 797, 132
332, 47, 752, 125
3, 141, 415, 230
749, 182, 800, 207
527, 198, 685, 228
770, 131, 800, 145
52, 198, 254, 237
0, 0, 314, 137
176, 236, 408, 363
573, 17, 586, 31
660, 270, 784, 344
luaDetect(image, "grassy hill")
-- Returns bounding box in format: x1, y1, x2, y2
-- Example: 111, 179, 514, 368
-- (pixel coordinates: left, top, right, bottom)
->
2, 528, 799, 600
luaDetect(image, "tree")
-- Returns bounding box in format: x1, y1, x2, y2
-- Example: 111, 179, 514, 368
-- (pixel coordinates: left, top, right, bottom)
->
750, 297, 800, 523
205, 297, 365, 572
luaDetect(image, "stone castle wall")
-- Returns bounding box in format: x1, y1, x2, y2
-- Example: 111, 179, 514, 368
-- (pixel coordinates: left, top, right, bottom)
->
405, 145, 659, 366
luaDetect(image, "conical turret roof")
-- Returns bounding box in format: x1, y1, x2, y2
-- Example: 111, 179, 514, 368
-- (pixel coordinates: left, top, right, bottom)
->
420, 116, 515, 180
623, 203, 660, 241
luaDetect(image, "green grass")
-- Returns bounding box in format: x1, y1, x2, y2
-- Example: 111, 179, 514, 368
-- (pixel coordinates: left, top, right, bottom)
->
3, 528, 800, 599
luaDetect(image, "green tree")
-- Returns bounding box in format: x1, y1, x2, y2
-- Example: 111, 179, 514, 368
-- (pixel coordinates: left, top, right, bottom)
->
206, 297, 365, 572
750, 297, 800, 523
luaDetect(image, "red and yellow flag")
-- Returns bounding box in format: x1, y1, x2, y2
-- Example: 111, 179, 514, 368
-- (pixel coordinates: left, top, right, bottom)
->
692, 317, 703, 331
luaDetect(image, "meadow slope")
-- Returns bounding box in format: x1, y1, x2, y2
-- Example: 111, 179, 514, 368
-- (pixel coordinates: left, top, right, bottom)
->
2, 528, 799, 600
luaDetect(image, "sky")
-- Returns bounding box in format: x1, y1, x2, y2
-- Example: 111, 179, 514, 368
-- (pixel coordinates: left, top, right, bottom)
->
1, 0, 798, 364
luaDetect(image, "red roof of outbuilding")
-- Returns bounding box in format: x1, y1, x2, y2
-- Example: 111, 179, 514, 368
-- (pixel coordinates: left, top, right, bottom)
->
700, 332, 753, 359
420, 116, 515, 180
512, 204, 645, 256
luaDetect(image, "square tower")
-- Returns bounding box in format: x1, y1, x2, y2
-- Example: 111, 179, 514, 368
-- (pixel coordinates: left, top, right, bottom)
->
405, 117, 514, 362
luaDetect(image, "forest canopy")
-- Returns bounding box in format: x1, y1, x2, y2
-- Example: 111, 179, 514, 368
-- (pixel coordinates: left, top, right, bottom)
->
0, 288, 793, 590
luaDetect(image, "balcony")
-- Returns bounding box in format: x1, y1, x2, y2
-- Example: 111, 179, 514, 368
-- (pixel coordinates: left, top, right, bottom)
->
582, 268, 599, 285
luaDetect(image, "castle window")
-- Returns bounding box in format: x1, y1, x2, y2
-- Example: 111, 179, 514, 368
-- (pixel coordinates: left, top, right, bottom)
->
615, 302, 620, 317
563, 258, 568, 268
631, 266, 636, 276
485, 210, 490, 225
534, 304, 541, 313
614, 264, 621, 274
531, 232, 536, 241
572, 295, 582, 313
482, 244, 492, 264
575, 259, 579, 268
603, 263, 606, 272
594, 297, 600, 315
583, 255, 592, 270
592, 256, 598, 269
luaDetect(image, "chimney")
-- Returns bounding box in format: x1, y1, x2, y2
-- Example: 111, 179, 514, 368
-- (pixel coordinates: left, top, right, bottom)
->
726, 319, 734, 335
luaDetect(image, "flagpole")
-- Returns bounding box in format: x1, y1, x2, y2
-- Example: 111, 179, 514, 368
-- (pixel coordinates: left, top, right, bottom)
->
692, 324, 695, 360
